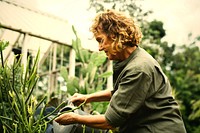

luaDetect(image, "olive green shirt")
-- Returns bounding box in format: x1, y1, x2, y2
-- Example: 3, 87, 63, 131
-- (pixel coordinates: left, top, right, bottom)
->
105, 47, 187, 133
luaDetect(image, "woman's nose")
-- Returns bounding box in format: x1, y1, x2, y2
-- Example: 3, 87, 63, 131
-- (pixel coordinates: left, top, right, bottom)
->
99, 44, 104, 51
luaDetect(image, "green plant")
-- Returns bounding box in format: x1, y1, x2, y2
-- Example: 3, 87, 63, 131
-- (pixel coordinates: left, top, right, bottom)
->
50, 26, 114, 132
0, 37, 111, 133
0, 40, 58, 133
60, 26, 112, 114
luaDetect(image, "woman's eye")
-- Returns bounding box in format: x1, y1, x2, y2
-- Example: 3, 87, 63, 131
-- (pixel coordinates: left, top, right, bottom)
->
96, 38, 101, 43
100, 39, 104, 44
96, 37, 105, 44
97, 39, 103, 44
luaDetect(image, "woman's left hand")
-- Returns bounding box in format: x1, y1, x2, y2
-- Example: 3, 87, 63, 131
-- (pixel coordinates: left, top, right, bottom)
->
55, 112, 78, 125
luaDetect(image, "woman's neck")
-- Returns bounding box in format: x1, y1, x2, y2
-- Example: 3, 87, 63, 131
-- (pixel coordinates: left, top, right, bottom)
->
119, 46, 137, 61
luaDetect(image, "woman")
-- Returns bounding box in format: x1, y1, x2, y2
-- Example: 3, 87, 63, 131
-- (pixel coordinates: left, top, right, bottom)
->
55, 9, 187, 133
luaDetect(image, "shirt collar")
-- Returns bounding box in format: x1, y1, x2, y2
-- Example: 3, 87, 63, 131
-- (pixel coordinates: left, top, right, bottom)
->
113, 46, 140, 71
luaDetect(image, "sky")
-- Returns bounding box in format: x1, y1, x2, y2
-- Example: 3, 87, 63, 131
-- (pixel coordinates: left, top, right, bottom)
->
36, 0, 200, 51
140, 0, 200, 45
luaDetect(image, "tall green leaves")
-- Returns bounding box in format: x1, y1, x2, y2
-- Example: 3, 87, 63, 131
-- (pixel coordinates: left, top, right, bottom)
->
0, 40, 49, 133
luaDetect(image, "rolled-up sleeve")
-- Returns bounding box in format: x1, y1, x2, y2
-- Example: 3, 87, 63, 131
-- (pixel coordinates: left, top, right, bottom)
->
105, 71, 151, 127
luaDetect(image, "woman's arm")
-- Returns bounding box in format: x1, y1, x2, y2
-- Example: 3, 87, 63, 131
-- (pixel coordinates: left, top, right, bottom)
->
86, 89, 112, 103
71, 89, 112, 105
55, 112, 114, 129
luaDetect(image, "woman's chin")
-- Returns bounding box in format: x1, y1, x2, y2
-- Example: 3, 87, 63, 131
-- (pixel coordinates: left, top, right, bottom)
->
107, 56, 114, 60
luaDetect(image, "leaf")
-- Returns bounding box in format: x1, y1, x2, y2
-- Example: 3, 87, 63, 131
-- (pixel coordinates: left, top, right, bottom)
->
90, 51, 107, 67
0, 41, 9, 51
60, 66, 68, 82
89, 66, 97, 84
82, 49, 90, 63
196, 36, 200, 41
67, 77, 79, 95
72, 36, 85, 63
72, 25, 78, 38
98, 71, 113, 78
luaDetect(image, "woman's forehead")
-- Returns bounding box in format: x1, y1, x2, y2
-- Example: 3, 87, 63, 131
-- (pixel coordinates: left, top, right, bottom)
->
94, 31, 106, 38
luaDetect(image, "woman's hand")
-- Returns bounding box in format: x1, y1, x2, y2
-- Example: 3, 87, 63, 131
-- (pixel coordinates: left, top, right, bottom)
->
70, 93, 88, 106
55, 112, 78, 125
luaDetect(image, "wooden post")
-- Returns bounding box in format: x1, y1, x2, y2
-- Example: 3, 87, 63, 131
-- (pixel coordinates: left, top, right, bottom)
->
53, 43, 57, 91
21, 33, 29, 73
49, 43, 57, 97
69, 48, 75, 77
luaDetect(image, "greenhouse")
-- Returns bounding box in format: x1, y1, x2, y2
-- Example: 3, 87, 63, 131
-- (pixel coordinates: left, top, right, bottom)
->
0, 0, 113, 94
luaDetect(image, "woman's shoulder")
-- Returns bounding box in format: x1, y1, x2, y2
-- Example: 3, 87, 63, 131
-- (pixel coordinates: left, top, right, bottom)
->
126, 47, 160, 74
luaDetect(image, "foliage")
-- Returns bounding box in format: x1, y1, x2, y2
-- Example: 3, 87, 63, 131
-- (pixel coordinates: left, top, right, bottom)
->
89, 0, 152, 20
168, 42, 200, 133
0, 40, 52, 133
60, 26, 112, 114
141, 20, 166, 44
0, 39, 107, 133
189, 100, 200, 120
37, 44, 71, 98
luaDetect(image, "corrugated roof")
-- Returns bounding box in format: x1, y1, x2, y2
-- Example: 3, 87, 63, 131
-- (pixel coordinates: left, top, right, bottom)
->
0, 0, 80, 65
0, 0, 74, 45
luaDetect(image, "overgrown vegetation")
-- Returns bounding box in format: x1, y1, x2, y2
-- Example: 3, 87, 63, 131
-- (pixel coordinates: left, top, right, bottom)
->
60, 26, 113, 114
0, 40, 49, 132
0, 25, 113, 132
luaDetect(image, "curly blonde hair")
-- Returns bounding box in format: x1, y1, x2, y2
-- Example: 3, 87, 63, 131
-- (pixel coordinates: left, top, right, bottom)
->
90, 9, 143, 52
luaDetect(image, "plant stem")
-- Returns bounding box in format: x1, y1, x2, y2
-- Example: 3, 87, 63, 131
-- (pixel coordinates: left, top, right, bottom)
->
33, 106, 45, 133
0, 50, 4, 68
25, 76, 39, 104
38, 100, 68, 122
0, 116, 19, 123
2, 121, 13, 132
45, 99, 86, 124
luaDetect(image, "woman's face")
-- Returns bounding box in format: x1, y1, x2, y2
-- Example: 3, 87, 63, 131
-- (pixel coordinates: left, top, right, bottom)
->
96, 33, 121, 60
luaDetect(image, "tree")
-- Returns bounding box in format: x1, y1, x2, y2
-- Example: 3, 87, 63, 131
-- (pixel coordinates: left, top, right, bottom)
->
169, 40, 200, 133
147, 34, 200, 133
89, 0, 152, 30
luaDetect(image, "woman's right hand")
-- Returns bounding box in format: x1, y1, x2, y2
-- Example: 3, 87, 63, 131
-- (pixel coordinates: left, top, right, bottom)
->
70, 93, 88, 106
